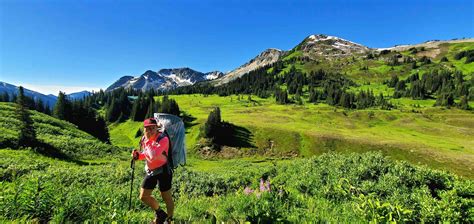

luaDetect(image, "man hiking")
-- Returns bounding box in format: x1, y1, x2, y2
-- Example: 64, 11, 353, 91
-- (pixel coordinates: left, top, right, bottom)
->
132, 117, 174, 224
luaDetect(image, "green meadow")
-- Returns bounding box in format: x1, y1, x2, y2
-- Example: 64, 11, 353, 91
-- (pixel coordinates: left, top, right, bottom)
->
108, 94, 474, 179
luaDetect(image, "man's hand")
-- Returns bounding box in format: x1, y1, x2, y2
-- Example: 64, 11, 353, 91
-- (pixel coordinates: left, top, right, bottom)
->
131, 150, 139, 160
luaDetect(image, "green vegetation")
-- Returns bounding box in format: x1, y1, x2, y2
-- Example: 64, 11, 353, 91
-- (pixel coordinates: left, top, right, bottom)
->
447, 43, 474, 74
0, 102, 117, 160
1, 149, 472, 222
1, 41, 473, 222
150, 94, 474, 178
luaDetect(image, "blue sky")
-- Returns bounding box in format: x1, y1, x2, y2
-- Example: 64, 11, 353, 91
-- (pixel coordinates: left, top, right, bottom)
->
1, 0, 473, 94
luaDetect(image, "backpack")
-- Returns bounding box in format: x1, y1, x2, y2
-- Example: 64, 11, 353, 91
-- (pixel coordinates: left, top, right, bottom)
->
153, 113, 186, 170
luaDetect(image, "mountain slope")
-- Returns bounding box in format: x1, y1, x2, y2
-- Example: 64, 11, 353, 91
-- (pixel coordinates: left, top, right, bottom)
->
0, 82, 57, 108
106, 76, 135, 91
0, 82, 94, 107
67, 91, 92, 100
214, 48, 284, 86
280, 36, 474, 82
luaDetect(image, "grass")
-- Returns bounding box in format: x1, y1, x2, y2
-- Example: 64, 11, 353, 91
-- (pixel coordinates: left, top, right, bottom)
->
0, 102, 118, 160
2, 148, 471, 223
124, 94, 474, 179
446, 42, 474, 74
282, 50, 303, 61
109, 120, 143, 148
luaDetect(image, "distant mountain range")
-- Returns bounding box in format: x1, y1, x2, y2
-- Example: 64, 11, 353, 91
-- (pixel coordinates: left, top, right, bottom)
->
0, 82, 92, 108
6, 34, 472, 97
106, 68, 224, 92
109, 34, 468, 91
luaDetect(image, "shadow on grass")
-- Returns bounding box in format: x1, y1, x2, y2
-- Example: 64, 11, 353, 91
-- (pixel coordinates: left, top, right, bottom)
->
33, 140, 90, 165
181, 111, 198, 130
215, 122, 255, 148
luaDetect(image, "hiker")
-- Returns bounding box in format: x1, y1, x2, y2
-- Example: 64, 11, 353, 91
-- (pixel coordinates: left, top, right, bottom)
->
132, 117, 174, 224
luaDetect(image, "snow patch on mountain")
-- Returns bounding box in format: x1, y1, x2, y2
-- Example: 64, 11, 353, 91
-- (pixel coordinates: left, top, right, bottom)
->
300, 34, 370, 57
106, 68, 225, 92
167, 74, 193, 86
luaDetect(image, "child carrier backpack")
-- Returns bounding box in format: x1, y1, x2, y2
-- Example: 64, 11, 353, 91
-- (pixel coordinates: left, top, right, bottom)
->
154, 113, 186, 170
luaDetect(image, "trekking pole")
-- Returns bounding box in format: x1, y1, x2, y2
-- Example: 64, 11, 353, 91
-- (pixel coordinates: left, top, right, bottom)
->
128, 157, 135, 210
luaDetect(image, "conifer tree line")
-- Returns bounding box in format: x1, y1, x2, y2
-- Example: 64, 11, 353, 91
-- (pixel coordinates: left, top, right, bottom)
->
171, 61, 392, 110
169, 63, 277, 98
0, 91, 52, 115
53, 91, 110, 143
83, 87, 181, 123
454, 49, 474, 64
48, 87, 181, 142
306, 77, 392, 110
388, 69, 472, 109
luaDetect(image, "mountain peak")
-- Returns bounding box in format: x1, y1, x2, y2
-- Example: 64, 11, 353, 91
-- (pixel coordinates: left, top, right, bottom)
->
297, 34, 370, 58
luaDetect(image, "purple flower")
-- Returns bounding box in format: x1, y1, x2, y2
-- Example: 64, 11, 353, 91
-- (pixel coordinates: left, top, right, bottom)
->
259, 178, 271, 192
265, 180, 271, 191
260, 179, 265, 191
244, 186, 254, 195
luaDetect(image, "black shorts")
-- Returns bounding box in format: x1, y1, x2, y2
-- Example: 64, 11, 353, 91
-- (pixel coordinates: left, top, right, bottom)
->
141, 167, 173, 192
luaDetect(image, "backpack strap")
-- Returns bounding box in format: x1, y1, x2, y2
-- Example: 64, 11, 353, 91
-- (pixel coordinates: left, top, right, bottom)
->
156, 132, 170, 156
156, 132, 168, 143
157, 131, 173, 174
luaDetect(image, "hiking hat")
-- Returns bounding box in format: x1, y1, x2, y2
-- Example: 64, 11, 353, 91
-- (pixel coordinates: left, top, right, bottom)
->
143, 118, 158, 127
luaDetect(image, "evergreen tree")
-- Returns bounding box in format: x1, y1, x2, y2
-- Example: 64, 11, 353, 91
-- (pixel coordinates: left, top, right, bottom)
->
35, 98, 45, 113
145, 100, 155, 119
419, 56, 431, 65
204, 107, 222, 140
294, 92, 303, 105
458, 96, 470, 110
106, 98, 121, 122
308, 88, 318, 103
44, 105, 51, 115
95, 116, 110, 143
410, 80, 426, 99
53, 92, 71, 120
0, 92, 9, 102
388, 75, 399, 88
339, 92, 354, 108
16, 86, 37, 147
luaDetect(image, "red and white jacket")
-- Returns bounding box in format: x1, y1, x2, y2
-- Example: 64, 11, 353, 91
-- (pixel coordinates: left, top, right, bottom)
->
137, 133, 169, 171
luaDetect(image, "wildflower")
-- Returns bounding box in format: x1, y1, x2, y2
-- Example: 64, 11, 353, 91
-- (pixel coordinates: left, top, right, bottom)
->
259, 178, 271, 192
244, 186, 254, 195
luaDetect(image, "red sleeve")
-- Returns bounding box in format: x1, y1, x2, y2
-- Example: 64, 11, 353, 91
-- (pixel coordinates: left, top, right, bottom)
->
138, 151, 146, 160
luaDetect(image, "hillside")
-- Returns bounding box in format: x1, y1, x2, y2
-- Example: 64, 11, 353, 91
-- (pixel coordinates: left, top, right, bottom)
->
0, 102, 118, 160
203, 36, 474, 88
283, 37, 474, 83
